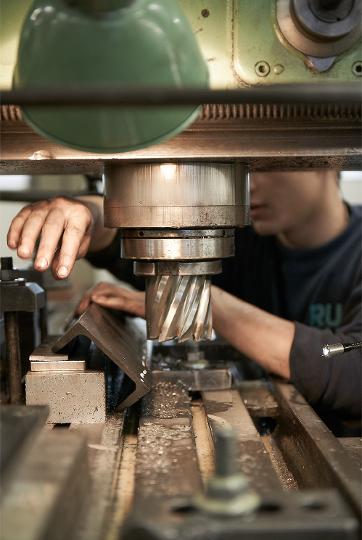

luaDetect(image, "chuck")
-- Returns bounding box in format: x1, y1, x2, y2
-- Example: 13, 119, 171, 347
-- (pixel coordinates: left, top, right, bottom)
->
104, 162, 249, 342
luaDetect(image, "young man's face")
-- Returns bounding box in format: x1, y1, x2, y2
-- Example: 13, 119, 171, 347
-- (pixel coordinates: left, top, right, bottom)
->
250, 171, 335, 236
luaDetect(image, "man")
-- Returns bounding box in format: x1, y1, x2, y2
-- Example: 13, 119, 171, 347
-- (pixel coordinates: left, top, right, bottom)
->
7, 170, 361, 425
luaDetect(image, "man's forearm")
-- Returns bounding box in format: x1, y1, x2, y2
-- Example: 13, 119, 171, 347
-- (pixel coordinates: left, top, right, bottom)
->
79, 195, 117, 252
211, 286, 295, 378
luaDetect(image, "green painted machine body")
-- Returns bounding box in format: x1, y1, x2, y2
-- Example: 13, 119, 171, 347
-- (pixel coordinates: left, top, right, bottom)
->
5, 0, 361, 152
183, 0, 361, 87
13, 0, 209, 153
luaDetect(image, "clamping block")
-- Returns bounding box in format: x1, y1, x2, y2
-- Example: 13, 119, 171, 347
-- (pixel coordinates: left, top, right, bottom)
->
25, 370, 106, 424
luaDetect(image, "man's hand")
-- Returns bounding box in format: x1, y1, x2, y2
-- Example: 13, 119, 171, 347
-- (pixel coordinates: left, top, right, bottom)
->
76, 282, 146, 318
7, 196, 101, 279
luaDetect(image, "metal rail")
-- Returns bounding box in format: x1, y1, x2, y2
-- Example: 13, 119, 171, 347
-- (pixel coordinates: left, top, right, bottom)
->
1, 83, 361, 107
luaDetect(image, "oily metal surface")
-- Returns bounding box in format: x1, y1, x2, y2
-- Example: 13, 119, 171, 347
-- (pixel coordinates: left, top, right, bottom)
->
70, 415, 126, 540
239, 381, 280, 418
30, 360, 86, 372
122, 489, 359, 540
122, 380, 360, 540
146, 274, 212, 342
152, 369, 232, 392
0, 428, 90, 540
52, 304, 150, 409
339, 438, 362, 469
0, 406, 48, 483
132, 380, 202, 501
273, 382, 362, 518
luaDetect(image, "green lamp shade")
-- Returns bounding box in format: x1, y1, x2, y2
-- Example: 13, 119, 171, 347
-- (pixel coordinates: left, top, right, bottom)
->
13, 0, 209, 153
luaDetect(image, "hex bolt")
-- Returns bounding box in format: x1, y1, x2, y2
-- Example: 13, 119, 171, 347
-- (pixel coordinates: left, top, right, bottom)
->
214, 426, 239, 477
193, 426, 260, 516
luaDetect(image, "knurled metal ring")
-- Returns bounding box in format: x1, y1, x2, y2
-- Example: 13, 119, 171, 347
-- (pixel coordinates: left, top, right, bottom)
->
134, 260, 222, 276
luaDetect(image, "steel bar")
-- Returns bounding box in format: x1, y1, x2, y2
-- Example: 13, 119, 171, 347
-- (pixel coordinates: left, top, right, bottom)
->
1, 83, 361, 106
30, 360, 86, 372
52, 304, 151, 409
0, 429, 90, 540
131, 381, 202, 503
239, 381, 279, 418
70, 414, 126, 540
202, 389, 282, 493
338, 438, 362, 469
1, 123, 360, 173
0, 406, 48, 483
152, 369, 232, 391
273, 383, 362, 518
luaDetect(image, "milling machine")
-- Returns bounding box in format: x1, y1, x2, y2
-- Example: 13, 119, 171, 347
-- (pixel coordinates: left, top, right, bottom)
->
0, 0, 361, 539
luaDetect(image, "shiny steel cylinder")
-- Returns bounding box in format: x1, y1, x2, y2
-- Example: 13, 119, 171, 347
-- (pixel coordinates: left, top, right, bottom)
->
104, 162, 249, 229
121, 229, 234, 260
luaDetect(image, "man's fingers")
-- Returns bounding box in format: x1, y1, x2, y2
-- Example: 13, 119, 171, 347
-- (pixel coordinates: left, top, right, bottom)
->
7, 206, 33, 250
75, 282, 108, 314
18, 209, 48, 259
55, 220, 89, 278
92, 290, 146, 317
77, 284, 146, 317
91, 294, 130, 312
78, 234, 92, 259
34, 208, 66, 271
75, 293, 92, 314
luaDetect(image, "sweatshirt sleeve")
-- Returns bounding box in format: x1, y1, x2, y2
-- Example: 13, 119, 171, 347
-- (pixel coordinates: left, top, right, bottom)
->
289, 283, 362, 418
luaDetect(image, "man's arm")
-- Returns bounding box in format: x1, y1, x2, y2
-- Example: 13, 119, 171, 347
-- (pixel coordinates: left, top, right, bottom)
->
7, 195, 115, 278
211, 286, 295, 378
212, 284, 361, 417
289, 283, 362, 417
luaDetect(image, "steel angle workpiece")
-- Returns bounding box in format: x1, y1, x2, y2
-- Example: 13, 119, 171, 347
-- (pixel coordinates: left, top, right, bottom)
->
52, 304, 151, 409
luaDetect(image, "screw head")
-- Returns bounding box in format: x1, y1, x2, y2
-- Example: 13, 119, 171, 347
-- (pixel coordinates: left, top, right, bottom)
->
255, 61, 270, 77
352, 61, 362, 76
